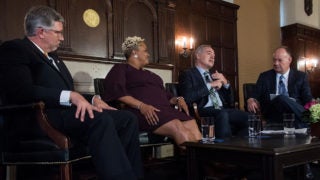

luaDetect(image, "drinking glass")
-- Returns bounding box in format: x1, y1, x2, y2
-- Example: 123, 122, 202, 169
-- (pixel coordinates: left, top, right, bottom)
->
201, 117, 215, 143
283, 113, 295, 135
248, 114, 261, 137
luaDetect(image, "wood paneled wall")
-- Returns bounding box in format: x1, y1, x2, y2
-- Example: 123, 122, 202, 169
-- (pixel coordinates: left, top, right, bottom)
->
175, 0, 240, 101
0, 0, 240, 101
281, 23, 320, 98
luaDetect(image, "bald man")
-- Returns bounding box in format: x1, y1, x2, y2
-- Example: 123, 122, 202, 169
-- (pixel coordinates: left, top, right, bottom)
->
247, 46, 313, 128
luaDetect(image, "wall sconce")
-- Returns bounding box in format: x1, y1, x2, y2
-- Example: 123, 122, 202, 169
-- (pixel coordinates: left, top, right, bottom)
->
297, 57, 318, 73
175, 37, 194, 58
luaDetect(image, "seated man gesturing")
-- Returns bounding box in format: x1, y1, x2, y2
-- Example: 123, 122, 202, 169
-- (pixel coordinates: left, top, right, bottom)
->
179, 44, 248, 138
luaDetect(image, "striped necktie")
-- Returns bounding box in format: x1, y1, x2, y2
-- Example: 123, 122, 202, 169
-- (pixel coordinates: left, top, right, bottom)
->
204, 71, 220, 109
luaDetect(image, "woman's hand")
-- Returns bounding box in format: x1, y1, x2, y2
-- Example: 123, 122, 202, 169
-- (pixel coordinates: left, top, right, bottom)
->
171, 97, 190, 116
139, 103, 160, 126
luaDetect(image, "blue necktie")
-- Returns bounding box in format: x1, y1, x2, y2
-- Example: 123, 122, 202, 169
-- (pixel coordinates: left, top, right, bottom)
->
204, 71, 220, 109
278, 75, 288, 96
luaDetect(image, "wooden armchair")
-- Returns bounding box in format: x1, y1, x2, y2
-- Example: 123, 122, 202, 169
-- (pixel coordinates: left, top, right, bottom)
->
243, 83, 256, 112
0, 101, 91, 180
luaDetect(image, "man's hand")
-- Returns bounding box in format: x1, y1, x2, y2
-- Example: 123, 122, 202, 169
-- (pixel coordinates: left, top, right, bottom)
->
247, 98, 260, 113
139, 103, 160, 126
209, 80, 223, 90
92, 95, 117, 111
70, 92, 100, 122
212, 70, 228, 85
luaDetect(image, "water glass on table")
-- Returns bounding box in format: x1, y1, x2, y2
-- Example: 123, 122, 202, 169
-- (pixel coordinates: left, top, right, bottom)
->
283, 113, 295, 135
248, 114, 261, 137
200, 117, 215, 143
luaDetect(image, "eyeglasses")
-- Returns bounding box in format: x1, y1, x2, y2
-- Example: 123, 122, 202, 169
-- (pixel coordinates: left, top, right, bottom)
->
38, 27, 64, 36
44, 29, 64, 36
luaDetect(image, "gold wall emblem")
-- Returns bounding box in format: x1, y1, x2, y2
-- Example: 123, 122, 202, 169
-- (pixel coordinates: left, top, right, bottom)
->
83, 9, 100, 28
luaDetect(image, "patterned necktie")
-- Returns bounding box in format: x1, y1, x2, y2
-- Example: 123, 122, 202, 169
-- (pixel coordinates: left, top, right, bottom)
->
204, 71, 220, 109
44, 53, 59, 71
278, 75, 288, 96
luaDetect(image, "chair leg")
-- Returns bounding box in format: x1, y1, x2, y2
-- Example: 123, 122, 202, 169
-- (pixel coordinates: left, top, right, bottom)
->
60, 164, 71, 180
0, 165, 4, 180
6, 166, 16, 180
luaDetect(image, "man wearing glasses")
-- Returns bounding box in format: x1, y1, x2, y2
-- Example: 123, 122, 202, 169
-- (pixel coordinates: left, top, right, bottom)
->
0, 6, 142, 180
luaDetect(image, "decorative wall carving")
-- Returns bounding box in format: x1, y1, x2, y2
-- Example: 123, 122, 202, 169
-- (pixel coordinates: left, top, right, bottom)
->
68, 0, 108, 57
305, 0, 313, 16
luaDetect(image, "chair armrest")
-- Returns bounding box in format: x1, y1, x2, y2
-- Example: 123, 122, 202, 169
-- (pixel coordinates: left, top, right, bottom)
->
192, 102, 201, 126
0, 103, 38, 111
0, 102, 70, 150
234, 101, 239, 109
35, 102, 70, 149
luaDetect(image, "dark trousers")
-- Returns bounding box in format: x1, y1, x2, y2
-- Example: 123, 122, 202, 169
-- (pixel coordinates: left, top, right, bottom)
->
199, 107, 248, 139
264, 95, 306, 128
60, 108, 143, 180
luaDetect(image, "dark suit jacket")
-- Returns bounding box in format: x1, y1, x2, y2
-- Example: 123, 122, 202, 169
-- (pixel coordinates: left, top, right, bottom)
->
251, 69, 313, 113
178, 67, 234, 110
0, 37, 93, 131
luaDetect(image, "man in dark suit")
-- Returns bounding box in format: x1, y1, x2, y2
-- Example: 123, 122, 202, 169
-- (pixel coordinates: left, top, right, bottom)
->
247, 46, 313, 128
0, 6, 142, 180
179, 44, 248, 138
